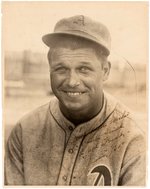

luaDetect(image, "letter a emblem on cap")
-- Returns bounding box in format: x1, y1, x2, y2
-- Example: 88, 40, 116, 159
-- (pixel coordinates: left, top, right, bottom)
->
73, 15, 85, 26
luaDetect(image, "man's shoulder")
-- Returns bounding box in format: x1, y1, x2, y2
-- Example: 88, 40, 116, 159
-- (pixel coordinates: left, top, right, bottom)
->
105, 92, 145, 135
7, 97, 58, 143
17, 96, 58, 128
105, 92, 134, 119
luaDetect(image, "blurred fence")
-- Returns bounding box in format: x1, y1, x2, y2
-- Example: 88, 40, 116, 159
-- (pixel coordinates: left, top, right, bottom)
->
4, 51, 50, 96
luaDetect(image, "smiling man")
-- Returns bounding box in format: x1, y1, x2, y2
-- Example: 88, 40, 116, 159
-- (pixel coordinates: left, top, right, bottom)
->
49, 40, 110, 125
5, 15, 146, 186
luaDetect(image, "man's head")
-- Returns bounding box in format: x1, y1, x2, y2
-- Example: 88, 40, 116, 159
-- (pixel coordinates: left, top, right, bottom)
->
42, 15, 111, 122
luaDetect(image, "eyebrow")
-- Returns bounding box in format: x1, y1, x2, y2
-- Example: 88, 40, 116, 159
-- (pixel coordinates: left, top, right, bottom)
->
51, 62, 64, 67
51, 61, 94, 69
79, 62, 92, 66
53, 61, 91, 65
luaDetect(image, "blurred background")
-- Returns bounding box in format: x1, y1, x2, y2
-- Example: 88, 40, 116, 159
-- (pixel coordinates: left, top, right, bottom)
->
2, 1, 148, 141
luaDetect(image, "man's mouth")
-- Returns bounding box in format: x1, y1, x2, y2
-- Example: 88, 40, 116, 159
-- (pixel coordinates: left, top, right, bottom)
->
63, 91, 85, 97
67, 92, 83, 96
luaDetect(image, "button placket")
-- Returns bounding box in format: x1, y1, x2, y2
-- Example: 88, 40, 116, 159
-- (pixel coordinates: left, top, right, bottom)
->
69, 126, 74, 131
57, 134, 83, 185
62, 175, 67, 181
68, 149, 73, 153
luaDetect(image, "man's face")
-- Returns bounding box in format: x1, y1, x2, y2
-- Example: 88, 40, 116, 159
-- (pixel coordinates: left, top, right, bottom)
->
49, 47, 110, 114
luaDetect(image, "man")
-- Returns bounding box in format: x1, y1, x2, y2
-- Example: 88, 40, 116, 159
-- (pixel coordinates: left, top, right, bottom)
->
5, 15, 146, 186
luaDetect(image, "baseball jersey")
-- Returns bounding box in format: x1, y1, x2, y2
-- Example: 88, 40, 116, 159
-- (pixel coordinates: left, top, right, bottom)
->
5, 92, 146, 186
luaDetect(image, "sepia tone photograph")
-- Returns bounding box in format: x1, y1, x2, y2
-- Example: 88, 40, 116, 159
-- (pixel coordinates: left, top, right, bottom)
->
2, 1, 148, 186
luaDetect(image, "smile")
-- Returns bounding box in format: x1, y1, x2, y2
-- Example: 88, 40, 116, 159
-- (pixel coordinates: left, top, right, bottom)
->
65, 91, 84, 96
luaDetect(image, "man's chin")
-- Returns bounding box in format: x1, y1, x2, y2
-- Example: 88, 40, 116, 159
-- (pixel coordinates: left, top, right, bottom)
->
62, 102, 86, 112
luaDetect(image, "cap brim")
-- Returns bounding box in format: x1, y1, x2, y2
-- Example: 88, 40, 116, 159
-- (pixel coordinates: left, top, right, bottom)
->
42, 31, 110, 55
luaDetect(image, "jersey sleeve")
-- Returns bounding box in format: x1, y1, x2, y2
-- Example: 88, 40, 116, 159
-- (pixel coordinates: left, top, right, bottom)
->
118, 132, 146, 186
5, 123, 24, 185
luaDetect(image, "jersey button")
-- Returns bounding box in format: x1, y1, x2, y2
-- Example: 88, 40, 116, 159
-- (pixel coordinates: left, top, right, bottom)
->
69, 126, 73, 131
68, 149, 73, 153
63, 175, 67, 181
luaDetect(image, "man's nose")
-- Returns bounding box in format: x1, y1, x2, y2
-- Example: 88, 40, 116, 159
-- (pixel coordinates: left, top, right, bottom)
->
67, 70, 80, 87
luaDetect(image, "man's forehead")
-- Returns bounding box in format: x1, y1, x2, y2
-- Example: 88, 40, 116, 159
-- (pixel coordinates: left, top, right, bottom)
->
50, 47, 101, 67
50, 47, 98, 59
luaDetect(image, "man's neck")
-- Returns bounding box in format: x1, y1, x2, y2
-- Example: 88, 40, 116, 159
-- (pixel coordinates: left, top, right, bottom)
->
59, 97, 104, 126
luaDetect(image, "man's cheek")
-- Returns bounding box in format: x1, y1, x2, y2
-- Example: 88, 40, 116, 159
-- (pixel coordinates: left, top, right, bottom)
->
51, 76, 64, 92
51, 73, 59, 84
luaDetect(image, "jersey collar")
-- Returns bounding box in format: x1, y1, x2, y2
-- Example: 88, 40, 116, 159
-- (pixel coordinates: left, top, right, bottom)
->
49, 92, 117, 138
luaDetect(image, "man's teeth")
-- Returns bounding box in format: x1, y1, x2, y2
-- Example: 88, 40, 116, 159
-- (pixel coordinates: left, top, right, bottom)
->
67, 92, 82, 96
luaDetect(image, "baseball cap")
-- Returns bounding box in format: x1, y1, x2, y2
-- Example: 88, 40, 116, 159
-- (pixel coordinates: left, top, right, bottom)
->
42, 15, 111, 56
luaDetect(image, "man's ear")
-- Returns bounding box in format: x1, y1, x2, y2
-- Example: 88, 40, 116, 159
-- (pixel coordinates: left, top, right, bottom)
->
103, 61, 111, 81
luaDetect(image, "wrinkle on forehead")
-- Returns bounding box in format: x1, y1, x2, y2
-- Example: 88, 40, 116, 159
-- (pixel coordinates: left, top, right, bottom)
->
51, 47, 98, 61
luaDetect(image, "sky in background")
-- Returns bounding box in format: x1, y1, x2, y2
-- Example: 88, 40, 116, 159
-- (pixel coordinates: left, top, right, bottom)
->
2, 1, 148, 64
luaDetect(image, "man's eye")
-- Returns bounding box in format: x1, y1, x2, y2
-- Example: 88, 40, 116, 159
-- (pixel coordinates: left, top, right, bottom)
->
55, 67, 67, 72
79, 67, 91, 72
